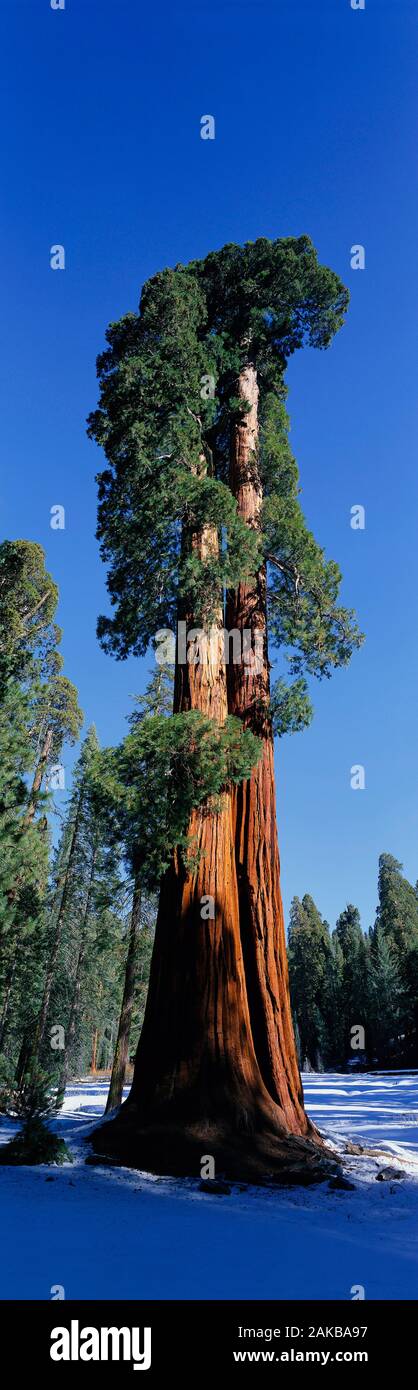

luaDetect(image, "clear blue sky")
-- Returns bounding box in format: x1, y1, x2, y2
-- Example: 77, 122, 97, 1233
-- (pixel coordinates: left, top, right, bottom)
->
1, 0, 417, 933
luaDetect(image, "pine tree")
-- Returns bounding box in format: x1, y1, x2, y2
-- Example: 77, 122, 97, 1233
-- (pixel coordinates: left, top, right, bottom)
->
333, 905, 369, 1064
102, 666, 173, 1114
369, 926, 403, 1063
80, 894, 132, 1079
55, 837, 100, 1104
88, 237, 362, 1181
288, 896, 334, 1070
371, 853, 418, 1060
0, 541, 83, 1058
128, 663, 174, 725
375, 853, 418, 957
0, 540, 59, 695
0, 680, 49, 1051
24, 728, 100, 1078
324, 934, 345, 1068
24, 663, 82, 827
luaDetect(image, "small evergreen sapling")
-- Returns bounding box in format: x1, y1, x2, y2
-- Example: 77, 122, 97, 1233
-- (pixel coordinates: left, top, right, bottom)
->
0, 1069, 72, 1165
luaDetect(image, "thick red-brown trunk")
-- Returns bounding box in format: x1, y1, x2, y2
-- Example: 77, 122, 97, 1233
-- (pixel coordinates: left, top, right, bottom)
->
226, 365, 310, 1136
91, 513, 328, 1181
126, 551, 282, 1150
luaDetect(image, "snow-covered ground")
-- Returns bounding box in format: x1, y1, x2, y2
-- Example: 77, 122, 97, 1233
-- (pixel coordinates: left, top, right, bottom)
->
1, 1072, 418, 1301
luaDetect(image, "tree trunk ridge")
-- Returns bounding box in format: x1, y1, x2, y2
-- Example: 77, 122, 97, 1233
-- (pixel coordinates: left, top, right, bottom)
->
226, 363, 311, 1136
91, 458, 331, 1183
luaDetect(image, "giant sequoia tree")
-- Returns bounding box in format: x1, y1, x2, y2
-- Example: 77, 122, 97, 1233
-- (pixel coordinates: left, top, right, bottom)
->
88, 236, 362, 1181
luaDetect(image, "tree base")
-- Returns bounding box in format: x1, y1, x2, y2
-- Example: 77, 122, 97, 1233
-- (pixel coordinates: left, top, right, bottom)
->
87, 1103, 338, 1187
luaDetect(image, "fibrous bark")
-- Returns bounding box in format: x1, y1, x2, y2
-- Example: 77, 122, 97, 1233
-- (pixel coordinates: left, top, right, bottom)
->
226, 365, 310, 1136
91, 513, 329, 1183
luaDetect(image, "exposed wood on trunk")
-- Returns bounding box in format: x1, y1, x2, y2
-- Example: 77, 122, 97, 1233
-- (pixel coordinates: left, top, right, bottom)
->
226, 364, 310, 1136
105, 876, 142, 1114
23, 724, 53, 828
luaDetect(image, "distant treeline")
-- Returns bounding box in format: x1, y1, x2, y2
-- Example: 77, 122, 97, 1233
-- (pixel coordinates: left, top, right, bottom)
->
2, 542, 417, 1101
288, 856, 418, 1071
0, 540, 156, 1104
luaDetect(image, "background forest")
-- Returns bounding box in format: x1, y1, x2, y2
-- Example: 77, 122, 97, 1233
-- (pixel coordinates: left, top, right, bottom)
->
1, 532, 417, 1105
0, 0, 417, 1317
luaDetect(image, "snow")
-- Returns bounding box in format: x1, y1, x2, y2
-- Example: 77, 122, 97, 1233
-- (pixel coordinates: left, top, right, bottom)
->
1, 1072, 418, 1300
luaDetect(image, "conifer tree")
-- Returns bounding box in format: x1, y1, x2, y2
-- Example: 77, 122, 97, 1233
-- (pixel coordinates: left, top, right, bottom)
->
375, 853, 418, 958
102, 666, 173, 1114
24, 727, 100, 1076
0, 540, 60, 996
288, 895, 334, 1070
0, 680, 49, 1050
0, 540, 59, 695
85, 890, 142, 1079
369, 926, 403, 1063
24, 664, 82, 827
333, 904, 369, 1063
88, 237, 362, 1181
0, 542, 82, 1056
55, 837, 100, 1104
325, 933, 345, 1068
370, 854, 418, 1060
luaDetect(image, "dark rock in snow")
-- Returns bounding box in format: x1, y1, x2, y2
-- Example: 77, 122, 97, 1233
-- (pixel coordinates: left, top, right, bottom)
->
328, 1175, 356, 1191
376, 1167, 405, 1182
